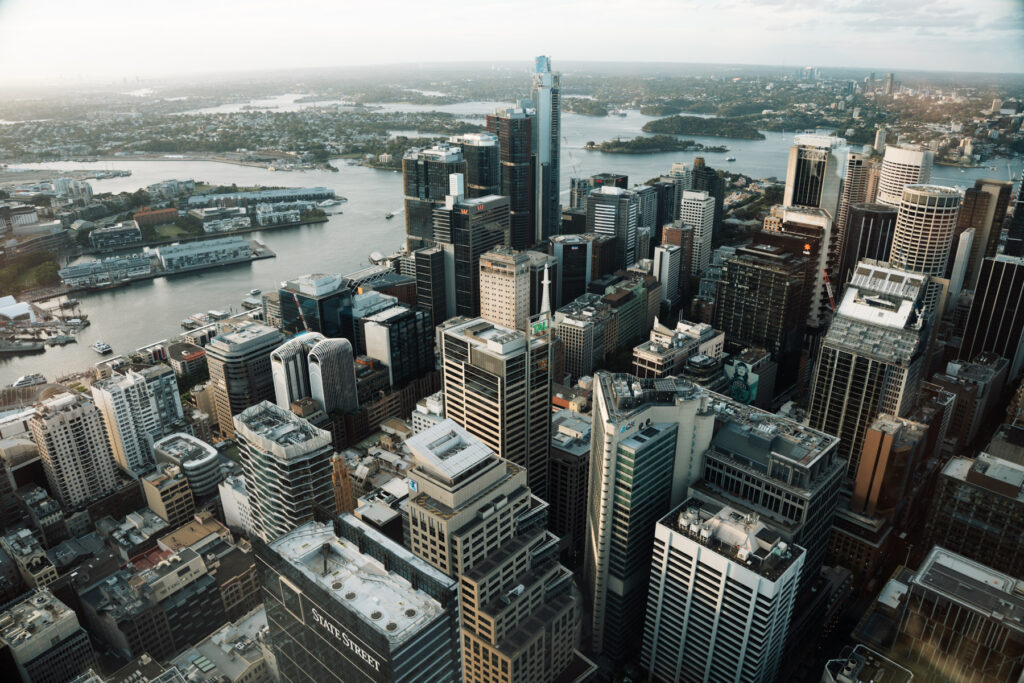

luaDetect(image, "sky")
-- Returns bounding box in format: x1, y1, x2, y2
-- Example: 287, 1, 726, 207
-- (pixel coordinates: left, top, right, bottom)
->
0, 0, 1022, 86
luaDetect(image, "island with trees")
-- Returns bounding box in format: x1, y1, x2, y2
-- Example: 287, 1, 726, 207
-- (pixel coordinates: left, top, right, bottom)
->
585, 135, 728, 154
642, 115, 765, 140
563, 98, 608, 117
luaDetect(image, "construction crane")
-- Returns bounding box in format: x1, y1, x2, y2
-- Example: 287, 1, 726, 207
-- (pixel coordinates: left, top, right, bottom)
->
289, 288, 309, 332
822, 268, 836, 311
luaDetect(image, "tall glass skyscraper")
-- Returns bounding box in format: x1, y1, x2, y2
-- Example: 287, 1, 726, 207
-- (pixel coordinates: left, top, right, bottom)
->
531, 56, 561, 244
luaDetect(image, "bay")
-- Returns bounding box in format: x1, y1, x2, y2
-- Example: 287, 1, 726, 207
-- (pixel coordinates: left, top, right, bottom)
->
2, 103, 1020, 382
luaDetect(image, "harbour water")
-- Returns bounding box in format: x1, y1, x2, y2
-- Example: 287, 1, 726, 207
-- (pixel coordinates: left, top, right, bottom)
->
3, 101, 1020, 382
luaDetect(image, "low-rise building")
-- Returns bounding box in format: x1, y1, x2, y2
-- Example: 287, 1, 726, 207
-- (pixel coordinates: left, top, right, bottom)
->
89, 220, 143, 250
0, 528, 58, 589
171, 607, 274, 683
154, 237, 252, 271
58, 255, 152, 288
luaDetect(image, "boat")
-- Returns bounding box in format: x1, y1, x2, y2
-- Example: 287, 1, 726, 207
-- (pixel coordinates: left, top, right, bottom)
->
10, 374, 46, 388
241, 297, 262, 310
91, 340, 113, 355
317, 199, 343, 208
726, 157, 737, 162
610, 108, 628, 117
60, 299, 80, 309
385, 213, 395, 220
249, 288, 261, 296
0, 339, 45, 356
46, 334, 77, 346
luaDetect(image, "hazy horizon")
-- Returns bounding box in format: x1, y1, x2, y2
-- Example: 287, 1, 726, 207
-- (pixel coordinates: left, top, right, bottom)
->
1, 0, 1022, 88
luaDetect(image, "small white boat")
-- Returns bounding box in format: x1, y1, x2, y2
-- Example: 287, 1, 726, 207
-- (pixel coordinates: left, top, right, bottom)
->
726, 157, 737, 162
250, 288, 261, 296
91, 340, 113, 355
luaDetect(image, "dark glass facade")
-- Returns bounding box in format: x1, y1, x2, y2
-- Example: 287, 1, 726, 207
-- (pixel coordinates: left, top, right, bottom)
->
487, 111, 534, 250
256, 516, 461, 683
839, 203, 897, 286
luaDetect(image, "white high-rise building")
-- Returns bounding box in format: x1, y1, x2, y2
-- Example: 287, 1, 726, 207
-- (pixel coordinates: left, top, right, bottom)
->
479, 247, 531, 331
653, 244, 682, 307
270, 332, 326, 409
641, 500, 804, 683
91, 366, 183, 476
681, 190, 715, 278
669, 163, 693, 221
235, 402, 334, 543
587, 186, 639, 270
876, 145, 934, 207
30, 393, 120, 508
890, 184, 962, 320
308, 337, 358, 414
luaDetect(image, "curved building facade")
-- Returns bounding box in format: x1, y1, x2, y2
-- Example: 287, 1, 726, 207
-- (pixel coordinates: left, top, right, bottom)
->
876, 145, 934, 207
890, 185, 961, 277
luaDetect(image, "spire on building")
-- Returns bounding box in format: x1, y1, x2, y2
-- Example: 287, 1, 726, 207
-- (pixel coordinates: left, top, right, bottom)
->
540, 264, 551, 314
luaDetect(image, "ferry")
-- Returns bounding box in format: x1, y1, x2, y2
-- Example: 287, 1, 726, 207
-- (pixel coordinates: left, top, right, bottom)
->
610, 108, 628, 117
10, 374, 46, 388
249, 288, 261, 296
726, 157, 737, 162
91, 340, 113, 355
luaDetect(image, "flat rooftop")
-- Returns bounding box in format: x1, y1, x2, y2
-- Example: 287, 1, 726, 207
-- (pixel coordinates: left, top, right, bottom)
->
707, 395, 839, 468
944, 452, 1024, 501
406, 420, 494, 482
442, 317, 529, 356
665, 498, 804, 582
153, 433, 218, 465
551, 411, 591, 458
234, 402, 331, 453
269, 522, 445, 645
597, 372, 705, 420
210, 321, 280, 349
824, 645, 913, 683
913, 546, 1024, 631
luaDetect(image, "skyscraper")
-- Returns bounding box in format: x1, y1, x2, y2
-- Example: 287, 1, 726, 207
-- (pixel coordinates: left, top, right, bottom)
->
278, 273, 351, 338
838, 203, 897, 286
956, 179, 1013, 290
653, 244, 682, 309
271, 331, 326, 409
487, 105, 534, 250
257, 514, 462, 683
889, 184, 961, 319
413, 245, 452, 327
30, 392, 120, 508
91, 366, 184, 476
439, 317, 552, 498
479, 246, 531, 330
235, 402, 334, 543
1006, 170, 1024, 257
549, 234, 592, 305
835, 151, 873, 263
449, 132, 500, 197
206, 322, 285, 438
361, 304, 434, 389
690, 157, 725, 239
402, 144, 467, 249
762, 205, 834, 329
960, 255, 1024, 379
586, 185, 639, 270
308, 337, 359, 414
531, 55, 561, 243
432, 184, 509, 317
875, 145, 934, 208
713, 243, 809, 387
783, 134, 845, 220
641, 500, 804, 683
681, 189, 715, 278
808, 261, 930, 478
585, 373, 715, 660
406, 420, 586, 683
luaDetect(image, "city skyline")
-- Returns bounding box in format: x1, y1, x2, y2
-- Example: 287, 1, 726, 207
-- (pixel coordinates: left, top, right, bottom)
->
0, 0, 1022, 87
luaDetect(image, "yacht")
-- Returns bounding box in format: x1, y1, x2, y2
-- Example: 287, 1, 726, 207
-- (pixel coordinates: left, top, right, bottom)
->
91, 340, 113, 355
10, 374, 46, 388
249, 288, 261, 296
726, 157, 737, 162
385, 212, 395, 220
